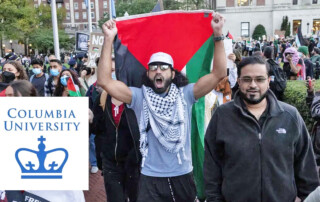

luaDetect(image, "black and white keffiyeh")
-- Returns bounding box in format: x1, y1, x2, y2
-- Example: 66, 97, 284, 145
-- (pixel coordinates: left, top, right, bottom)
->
140, 83, 188, 167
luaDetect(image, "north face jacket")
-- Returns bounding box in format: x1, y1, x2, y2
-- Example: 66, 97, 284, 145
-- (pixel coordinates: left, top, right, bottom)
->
204, 90, 319, 202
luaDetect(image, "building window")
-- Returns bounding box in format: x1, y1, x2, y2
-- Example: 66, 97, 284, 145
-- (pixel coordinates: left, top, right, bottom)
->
241, 22, 250, 37
257, 0, 265, 6
75, 12, 79, 20
66, 12, 70, 20
293, 0, 298, 5
313, 0, 317, 4
91, 2, 94, 9
91, 12, 95, 19
74, 2, 78, 10
83, 12, 87, 19
65, 3, 69, 10
313, 19, 320, 34
293, 20, 301, 35
103, 1, 108, 9
84, 24, 87, 29
82, 2, 86, 9
237, 0, 252, 6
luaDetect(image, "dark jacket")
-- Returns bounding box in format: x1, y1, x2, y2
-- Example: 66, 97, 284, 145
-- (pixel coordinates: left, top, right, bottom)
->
308, 91, 320, 165
92, 94, 141, 173
204, 90, 319, 202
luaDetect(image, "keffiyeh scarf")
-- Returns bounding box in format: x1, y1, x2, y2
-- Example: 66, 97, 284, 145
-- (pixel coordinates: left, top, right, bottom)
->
139, 83, 187, 167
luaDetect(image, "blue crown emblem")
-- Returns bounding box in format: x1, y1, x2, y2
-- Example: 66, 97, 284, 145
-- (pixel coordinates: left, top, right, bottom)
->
15, 136, 68, 179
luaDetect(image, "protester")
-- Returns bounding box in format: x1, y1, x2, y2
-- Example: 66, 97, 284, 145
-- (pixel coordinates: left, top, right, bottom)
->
204, 56, 319, 201
298, 46, 314, 79
2, 61, 28, 83
98, 12, 226, 201
283, 47, 304, 80
264, 46, 287, 100
92, 56, 141, 201
44, 59, 63, 96
5, 80, 37, 97
306, 78, 320, 172
53, 69, 85, 97
79, 66, 95, 92
29, 59, 49, 96
68, 58, 78, 76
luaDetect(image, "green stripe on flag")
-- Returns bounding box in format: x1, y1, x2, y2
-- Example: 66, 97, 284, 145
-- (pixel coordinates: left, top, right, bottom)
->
186, 36, 214, 201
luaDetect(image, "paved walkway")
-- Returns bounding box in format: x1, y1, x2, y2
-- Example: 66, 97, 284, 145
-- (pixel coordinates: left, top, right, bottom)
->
84, 170, 106, 202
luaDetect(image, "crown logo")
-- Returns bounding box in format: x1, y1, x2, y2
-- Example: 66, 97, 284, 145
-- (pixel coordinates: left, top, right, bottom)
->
15, 136, 68, 179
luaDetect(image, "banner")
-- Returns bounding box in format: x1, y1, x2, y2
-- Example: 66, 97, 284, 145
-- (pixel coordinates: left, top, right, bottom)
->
87, 33, 104, 68
0, 97, 88, 190
76, 32, 90, 52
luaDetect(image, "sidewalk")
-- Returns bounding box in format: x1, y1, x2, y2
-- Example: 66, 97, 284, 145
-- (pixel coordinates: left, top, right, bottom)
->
84, 170, 106, 202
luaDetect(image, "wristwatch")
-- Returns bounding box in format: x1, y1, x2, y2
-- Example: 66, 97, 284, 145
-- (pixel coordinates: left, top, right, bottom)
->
213, 35, 225, 42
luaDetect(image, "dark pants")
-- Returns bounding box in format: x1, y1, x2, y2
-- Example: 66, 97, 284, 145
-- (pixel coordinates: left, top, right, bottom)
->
137, 172, 197, 202
102, 158, 140, 202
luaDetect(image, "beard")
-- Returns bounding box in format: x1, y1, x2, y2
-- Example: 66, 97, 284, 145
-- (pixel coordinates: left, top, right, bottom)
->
146, 74, 172, 94
239, 89, 267, 105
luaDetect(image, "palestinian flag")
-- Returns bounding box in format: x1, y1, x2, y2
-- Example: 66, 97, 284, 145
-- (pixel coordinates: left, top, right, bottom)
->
67, 77, 81, 97
226, 31, 233, 40
295, 25, 307, 47
0, 83, 8, 97
115, 10, 215, 200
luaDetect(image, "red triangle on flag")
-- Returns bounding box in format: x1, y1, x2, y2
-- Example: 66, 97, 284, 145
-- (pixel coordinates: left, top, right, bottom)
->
0, 89, 6, 97
117, 11, 213, 72
67, 77, 77, 92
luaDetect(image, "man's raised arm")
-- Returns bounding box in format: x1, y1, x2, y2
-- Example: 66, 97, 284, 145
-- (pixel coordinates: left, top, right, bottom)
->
193, 12, 227, 100
97, 20, 132, 104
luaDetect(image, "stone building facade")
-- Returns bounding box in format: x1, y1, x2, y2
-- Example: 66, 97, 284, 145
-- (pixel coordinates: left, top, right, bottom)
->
216, 0, 320, 40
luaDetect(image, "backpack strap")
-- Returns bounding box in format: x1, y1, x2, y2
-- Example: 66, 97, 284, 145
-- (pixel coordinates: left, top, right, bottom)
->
47, 76, 54, 96
30, 75, 34, 82
100, 90, 108, 112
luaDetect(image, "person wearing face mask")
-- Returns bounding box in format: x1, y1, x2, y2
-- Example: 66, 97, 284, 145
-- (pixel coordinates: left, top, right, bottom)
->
2, 61, 28, 83
29, 59, 49, 96
54, 69, 85, 97
44, 59, 63, 96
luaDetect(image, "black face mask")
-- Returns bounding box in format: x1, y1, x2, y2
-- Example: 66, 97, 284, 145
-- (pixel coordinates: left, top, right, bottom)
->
2, 71, 16, 83
85, 67, 92, 76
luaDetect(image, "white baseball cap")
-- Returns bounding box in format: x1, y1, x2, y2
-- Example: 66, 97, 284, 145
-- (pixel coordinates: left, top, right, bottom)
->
148, 52, 174, 67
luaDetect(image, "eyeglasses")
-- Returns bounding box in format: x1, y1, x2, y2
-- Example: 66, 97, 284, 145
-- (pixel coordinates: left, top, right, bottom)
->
239, 76, 267, 84
148, 64, 171, 71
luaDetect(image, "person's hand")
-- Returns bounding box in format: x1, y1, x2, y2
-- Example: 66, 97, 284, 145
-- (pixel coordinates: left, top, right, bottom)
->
228, 53, 236, 62
102, 20, 118, 40
286, 54, 292, 62
306, 77, 315, 93
211, 12, 225, 37
89, 109, 94, 124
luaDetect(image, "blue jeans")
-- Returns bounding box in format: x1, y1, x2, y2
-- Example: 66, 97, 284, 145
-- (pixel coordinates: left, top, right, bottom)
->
89, 134, 97, 167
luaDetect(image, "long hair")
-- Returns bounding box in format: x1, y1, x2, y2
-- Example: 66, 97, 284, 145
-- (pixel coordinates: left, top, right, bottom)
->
54, 69, 82, 96
141, 69, 189, 88
4, 61, 28, 80
9, 80, 37, 96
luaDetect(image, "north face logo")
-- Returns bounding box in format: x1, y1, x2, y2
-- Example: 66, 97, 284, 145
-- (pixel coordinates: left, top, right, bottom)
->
276, 128, 286, 134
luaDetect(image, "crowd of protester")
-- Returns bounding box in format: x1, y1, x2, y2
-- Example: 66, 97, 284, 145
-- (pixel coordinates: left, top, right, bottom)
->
1, 14, 320, 201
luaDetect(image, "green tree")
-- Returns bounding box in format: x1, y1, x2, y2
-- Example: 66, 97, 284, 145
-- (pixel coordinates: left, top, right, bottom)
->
280, 16, 288, 31
285, 22, 291, 37
36, 4, 66, 29
29, 28, 74, 53
252, 24, 266, 40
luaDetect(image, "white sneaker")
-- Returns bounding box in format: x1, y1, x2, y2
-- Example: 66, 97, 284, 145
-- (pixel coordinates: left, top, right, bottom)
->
90, 166, 99, 174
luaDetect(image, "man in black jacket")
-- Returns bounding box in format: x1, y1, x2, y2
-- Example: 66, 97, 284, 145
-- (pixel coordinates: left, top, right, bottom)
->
204, 56, 319, 202
92, 90, 141, 202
